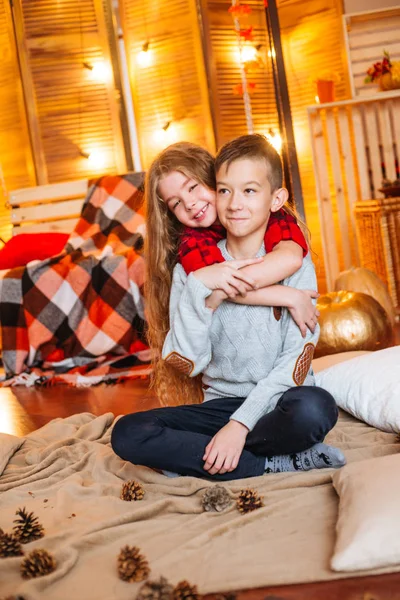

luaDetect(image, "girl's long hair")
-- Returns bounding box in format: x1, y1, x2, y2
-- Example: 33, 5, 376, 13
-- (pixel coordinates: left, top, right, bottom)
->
144, 142, 216, 407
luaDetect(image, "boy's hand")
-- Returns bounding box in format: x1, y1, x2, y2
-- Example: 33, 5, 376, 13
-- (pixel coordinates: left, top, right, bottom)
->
288, 289, 320, 337
194, 258, 263, 299
203, 420, 249, 475
205, 289, 227, 311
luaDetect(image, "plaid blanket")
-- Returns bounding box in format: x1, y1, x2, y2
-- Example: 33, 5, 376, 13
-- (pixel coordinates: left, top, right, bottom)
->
0, 173, 152, 387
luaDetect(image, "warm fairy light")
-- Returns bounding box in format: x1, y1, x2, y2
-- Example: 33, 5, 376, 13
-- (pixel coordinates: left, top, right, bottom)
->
265, 129, 282, 153
153, 122, 178, 145
315, 95, 320, 104
268, 48, 276, 59
241, 45, 258, 63
80, 149, 108, 169
83, 60, 112, 83
137, 42, 153, 68
87, 149, 108, 169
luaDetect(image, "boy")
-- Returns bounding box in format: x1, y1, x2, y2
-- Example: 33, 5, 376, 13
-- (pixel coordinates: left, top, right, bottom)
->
111, 135, 344, 480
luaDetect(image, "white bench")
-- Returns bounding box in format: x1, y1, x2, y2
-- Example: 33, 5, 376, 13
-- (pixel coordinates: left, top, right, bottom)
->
7, 179, 89, 236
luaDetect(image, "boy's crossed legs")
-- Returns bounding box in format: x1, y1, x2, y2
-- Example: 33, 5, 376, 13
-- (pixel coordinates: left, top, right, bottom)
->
111, 386, 344, 481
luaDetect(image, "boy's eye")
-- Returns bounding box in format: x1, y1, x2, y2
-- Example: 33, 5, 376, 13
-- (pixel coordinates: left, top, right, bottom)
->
217, 188, 229, 195
188, 184, 198, 193
244, 188, 256, 194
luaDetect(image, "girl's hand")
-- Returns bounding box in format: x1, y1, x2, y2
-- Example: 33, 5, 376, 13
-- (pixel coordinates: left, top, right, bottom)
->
194, 258, 263, 298
203, 420, 249, 475
288, 289, 320, 337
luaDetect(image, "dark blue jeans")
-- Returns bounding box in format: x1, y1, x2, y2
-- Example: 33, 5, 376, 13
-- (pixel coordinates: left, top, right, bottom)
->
111, 386, 338, 481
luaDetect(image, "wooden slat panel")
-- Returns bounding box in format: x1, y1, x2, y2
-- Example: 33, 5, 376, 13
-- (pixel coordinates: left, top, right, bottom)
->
351, 105, 370, 200
12, 0, 126, 183
308, 110, 339, 290
11, 199, 84, 225
120, 0, 215, 169
364, 104, 382, 197
391, 98, 400, 165
9, 180, 88, 206
279, 0, 350, 292
337, 107, 360, 264
377, 102, 397, 182
12, 218, 79, 235
0, 0, 36, 241
325, 109, 352, 269
202, 0, 279, 147
345, 8, 400, 96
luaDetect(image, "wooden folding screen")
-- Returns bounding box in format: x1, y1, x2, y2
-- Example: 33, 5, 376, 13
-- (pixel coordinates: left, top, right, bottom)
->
11, 0, 126, 184
119, 0, 216, 169
0, 0, 35, 239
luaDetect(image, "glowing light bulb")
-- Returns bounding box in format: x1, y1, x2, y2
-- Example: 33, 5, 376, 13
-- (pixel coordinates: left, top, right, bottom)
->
85, 60, 111, 83
268, 48, 276, 59
86, 149, 108, 169
241, 45, 258, 63
152, 122, 178, 145
265, 130, 282, 153
137, 47, 153, 68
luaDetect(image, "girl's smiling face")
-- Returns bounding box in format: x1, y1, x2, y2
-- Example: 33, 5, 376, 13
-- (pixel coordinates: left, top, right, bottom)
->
159, 170, 217, 228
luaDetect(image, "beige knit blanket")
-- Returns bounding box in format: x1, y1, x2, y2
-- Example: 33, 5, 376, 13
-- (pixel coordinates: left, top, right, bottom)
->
0, 411, 399, 599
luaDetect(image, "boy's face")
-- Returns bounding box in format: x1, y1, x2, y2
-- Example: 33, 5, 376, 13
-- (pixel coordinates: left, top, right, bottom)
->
159, 171, 217, 228
216, 158, 274, 240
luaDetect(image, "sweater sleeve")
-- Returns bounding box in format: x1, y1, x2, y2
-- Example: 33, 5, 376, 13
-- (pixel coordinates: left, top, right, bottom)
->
230, 256, 319, 431
162, 264, 214, 377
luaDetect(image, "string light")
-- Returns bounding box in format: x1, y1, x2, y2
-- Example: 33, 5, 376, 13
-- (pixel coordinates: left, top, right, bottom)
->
265, 129, 282, 153
137, 41, 153, 68
152, 122, 178, 145
83, 60, 111, 83
241, 45, 258, 63
80, 149, 108, 169
268, 48, 276, 59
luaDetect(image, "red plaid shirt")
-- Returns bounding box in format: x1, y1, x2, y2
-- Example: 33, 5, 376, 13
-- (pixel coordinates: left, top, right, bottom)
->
178, 209, 308, 274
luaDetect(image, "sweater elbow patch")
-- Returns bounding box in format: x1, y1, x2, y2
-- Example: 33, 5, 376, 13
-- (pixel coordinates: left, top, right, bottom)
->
292, 343, 315, 385
164, 352, 195, 376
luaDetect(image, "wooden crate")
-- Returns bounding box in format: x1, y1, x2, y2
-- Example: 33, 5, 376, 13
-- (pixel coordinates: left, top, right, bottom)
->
354, 197, 400, 312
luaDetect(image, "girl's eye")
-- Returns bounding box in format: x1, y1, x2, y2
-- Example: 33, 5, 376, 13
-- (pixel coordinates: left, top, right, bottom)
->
189, 184, 198, 193
172, 200, 181, 209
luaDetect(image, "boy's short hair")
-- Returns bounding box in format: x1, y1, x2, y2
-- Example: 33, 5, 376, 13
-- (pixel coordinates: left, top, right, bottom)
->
215, 134, 283, 192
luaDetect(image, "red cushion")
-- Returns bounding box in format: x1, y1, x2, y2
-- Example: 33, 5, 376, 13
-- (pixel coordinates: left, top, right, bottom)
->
0, 232, 69, 270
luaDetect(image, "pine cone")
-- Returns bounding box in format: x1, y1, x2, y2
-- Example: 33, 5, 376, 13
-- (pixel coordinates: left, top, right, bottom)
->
0, 533, 24, 558
13, 508, 44, 544
0, 527, 4, 537
120, 480, 145, 502
173, 580, 199, 600
236, 489, 264, 514
117, 545, 150, 582
201, 486, 232, 512
20, 549, 56, 579
137, 576, 174, 600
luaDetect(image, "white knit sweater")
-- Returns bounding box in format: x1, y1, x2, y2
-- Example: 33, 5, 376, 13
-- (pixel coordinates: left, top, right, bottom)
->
162, 240, 320, 431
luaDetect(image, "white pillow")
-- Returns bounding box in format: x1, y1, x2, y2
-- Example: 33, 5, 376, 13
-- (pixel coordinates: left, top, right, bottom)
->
315, 346, 400, 433
331, 453, 400, 572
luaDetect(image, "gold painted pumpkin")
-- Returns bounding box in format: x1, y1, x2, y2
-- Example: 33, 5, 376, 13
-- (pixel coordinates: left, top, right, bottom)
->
334, 267, 396, 326
315, 291, 393, 358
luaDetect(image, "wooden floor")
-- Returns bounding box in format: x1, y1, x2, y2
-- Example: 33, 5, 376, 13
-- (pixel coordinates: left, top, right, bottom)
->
2, 372, 400, 599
